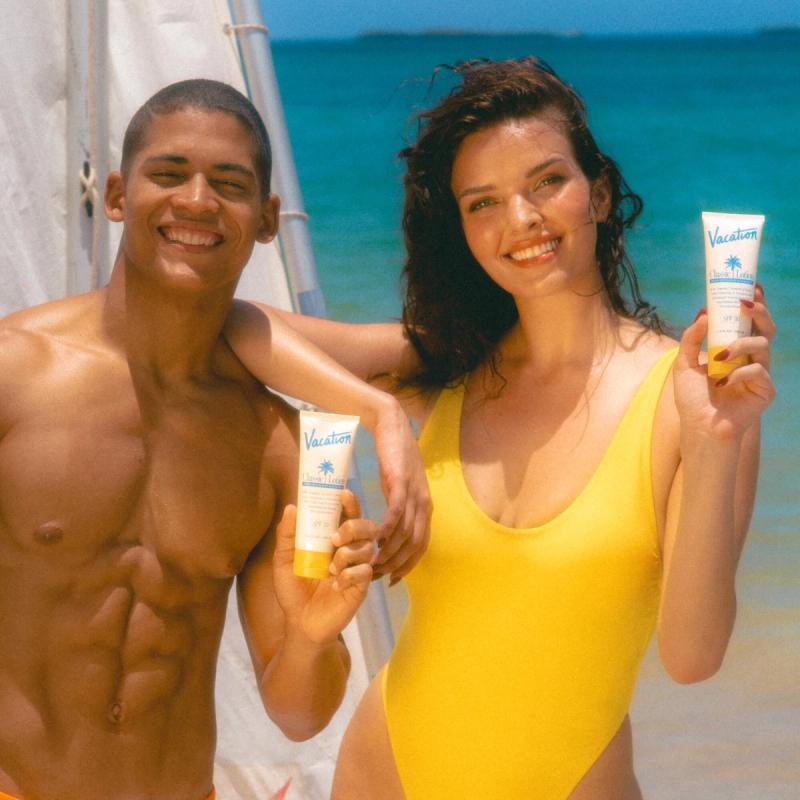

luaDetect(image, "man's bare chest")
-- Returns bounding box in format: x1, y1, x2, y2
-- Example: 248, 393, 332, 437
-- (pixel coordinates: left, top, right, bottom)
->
0, 373, 278, 581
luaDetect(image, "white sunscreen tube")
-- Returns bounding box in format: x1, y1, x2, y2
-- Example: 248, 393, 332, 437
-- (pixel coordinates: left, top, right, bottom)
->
294, 410, 360, 579
702, 211, 764, 380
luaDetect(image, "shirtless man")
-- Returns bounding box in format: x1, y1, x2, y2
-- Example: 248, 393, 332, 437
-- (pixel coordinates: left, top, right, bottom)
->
0, 80, 428, 799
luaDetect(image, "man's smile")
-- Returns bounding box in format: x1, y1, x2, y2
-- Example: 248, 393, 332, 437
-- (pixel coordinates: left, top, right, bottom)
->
158, 225, 224, 247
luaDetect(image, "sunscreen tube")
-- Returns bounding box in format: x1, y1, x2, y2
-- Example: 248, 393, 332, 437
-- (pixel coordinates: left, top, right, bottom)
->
702, 211, 764, 380
294, 410, 360, 579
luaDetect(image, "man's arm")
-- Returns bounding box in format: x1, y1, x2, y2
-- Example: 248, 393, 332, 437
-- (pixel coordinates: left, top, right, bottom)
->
225, 300, 431, 582
226, 299, 417, 387
236, 492, 379, 740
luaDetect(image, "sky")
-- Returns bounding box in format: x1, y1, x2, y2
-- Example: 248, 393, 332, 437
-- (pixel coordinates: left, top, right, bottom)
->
260, 0, 800, 40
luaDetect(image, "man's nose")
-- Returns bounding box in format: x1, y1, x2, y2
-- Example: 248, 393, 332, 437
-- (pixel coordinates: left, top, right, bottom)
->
172, 173, 218, 215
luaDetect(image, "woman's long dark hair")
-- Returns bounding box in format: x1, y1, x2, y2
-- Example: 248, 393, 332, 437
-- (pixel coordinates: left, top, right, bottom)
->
399, 57, 664, 389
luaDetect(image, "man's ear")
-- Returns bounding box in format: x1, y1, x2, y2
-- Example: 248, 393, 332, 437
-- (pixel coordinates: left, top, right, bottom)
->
256, 193, 280, 244
104, 171, 126, 222
590, 173, 612, 224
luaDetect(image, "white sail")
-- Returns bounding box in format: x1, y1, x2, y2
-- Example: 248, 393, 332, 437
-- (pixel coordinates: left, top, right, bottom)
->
0, 2, 377, 797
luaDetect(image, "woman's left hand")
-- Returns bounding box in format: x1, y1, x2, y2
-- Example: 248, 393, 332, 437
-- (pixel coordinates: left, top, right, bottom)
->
674, 284, 776, 440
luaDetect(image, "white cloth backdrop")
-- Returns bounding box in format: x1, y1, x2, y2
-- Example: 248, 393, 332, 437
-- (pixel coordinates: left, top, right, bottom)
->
0, 2, 369, 797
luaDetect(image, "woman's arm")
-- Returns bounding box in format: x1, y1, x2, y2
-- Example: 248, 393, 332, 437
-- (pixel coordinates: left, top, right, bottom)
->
657, 288, 776, 683
224, 300, 430, 581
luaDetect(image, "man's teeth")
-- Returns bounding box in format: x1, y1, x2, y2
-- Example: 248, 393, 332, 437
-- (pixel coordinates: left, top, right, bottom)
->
509, 239, 559, 261
162, 228, 221, 246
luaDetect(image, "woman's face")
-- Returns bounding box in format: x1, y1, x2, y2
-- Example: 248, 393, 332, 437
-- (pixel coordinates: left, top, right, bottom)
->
450, 114, 609, 301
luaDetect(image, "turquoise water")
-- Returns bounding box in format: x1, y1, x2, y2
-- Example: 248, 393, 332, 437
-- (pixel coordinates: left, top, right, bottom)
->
271, 34, 799, 795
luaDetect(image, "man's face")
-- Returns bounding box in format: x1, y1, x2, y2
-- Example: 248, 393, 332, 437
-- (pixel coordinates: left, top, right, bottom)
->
106, 108, 278, 294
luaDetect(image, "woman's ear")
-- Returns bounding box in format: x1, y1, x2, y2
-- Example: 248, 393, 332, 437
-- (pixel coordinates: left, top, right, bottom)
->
590, 174, 612, 224
104, 171, 126, 222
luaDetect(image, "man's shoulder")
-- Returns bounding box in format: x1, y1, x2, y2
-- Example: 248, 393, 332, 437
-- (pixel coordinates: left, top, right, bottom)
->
0, 295, 104, 402
0, 293, 100, 349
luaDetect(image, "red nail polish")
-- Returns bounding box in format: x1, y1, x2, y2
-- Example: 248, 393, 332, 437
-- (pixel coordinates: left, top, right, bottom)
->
693, 308, 707, 321
741, 299, 755, 309
714, 349, 730, 361
716, 377, 728, 388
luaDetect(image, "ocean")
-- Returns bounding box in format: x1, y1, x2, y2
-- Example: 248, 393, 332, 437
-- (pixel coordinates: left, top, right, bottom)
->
271, 33, 799, 798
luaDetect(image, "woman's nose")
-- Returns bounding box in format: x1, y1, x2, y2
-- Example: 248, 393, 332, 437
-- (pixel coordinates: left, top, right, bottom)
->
508, 193, 543, 229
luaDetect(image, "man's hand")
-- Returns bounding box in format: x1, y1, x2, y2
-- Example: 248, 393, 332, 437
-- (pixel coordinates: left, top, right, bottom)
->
272, 490, 380, 645
369, 395, 432, 585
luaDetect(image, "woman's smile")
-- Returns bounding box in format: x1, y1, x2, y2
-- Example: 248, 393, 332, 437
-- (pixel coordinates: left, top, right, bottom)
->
506, 237, 561, 264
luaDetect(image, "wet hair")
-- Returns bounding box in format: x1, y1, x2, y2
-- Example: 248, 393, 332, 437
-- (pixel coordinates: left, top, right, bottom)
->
121, 79, 272, 196
399, 57, 664, 389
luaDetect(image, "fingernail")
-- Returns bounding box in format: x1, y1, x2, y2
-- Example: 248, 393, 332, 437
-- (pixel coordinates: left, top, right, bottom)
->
740, 299, 755, 309
756, 282, 765, 295
716, 377, 728, 388
714, 349, 730, 362
694, 308, 707, 321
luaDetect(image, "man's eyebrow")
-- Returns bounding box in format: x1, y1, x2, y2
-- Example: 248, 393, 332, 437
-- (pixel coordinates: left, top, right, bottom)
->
144, 154, 188, 165
455, 157, 566, 200
213, 162, 256, 180
143, 155, 255, 180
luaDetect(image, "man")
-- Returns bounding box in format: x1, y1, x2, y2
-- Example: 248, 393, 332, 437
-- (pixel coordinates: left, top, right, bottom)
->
0, 80, 426, 799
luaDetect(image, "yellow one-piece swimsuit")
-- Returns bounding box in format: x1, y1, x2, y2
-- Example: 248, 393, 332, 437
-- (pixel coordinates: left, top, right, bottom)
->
383, 348, 677, 799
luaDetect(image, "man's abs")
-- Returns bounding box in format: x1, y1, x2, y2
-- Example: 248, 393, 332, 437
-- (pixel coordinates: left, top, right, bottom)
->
0, 557, 228, 799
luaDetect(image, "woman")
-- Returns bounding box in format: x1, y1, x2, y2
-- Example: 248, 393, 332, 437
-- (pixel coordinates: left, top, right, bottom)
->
226, 58, 775, 799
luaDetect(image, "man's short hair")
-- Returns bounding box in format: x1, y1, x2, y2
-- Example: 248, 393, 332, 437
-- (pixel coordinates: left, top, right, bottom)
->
121, 79, 272, 196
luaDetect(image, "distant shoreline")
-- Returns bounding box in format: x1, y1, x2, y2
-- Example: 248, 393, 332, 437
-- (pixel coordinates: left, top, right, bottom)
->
357, 28, 579, 39
354, 25, 799, 40
267, 24, 800, 45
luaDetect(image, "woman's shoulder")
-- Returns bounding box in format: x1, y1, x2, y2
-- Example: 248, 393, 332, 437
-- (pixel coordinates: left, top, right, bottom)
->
618, 322, 682, 471
616, 320, 679, 372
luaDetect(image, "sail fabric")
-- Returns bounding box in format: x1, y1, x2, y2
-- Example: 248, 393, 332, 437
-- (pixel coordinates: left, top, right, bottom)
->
0, 1, 367, 797
0, 0, 69, 313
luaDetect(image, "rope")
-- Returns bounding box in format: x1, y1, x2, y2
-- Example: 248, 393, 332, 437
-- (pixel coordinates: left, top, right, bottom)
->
279, 210, 309, 221
79, 161, 98, 217
223, 22, 269, 36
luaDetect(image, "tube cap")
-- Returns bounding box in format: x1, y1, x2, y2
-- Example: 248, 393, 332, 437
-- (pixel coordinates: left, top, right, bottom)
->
293, 548, 332, 580
708, 347, 748, 380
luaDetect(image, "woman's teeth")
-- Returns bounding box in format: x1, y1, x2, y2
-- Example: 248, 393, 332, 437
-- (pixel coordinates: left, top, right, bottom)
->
509, 239, 559, 261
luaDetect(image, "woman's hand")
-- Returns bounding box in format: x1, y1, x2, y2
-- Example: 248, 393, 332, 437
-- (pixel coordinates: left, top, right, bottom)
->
674, 284, 776, 440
